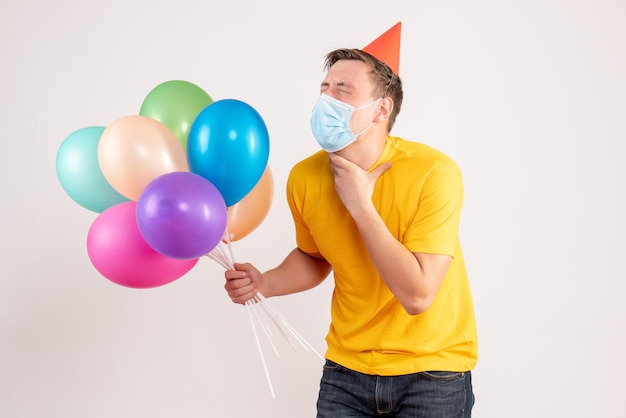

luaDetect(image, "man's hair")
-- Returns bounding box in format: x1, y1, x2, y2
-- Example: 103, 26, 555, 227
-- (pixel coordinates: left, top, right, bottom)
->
323, 48, 403, 132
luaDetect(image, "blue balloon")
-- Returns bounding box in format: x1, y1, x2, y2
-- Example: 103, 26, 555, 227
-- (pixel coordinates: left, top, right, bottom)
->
187, 99, 270, 206
56, 126, 129, 212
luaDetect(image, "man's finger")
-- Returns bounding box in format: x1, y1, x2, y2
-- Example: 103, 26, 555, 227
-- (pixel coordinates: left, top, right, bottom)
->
371, 162, 392, 179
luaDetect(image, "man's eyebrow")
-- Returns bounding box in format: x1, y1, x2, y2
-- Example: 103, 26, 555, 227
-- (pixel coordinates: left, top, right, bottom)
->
320, 80, 355, 90
320, 81, 354, 92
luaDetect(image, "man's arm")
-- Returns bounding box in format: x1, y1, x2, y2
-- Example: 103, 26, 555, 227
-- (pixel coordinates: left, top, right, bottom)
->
329, 153, 452, 315
224, 248, 331, 304
351, 208, 451, 315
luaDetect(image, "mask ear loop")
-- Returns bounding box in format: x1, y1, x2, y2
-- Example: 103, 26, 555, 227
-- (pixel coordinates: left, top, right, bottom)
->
355, 74, 396, 137
353, 96, 383, 138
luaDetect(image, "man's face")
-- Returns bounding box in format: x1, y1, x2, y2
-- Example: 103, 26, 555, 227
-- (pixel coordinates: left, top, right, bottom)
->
319, 60, 379, 136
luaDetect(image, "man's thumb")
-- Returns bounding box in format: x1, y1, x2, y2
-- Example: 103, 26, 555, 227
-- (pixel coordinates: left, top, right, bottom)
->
372, 162, 392, 179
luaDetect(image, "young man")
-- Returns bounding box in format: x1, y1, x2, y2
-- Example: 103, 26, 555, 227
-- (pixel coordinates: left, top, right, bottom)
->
225, 46, 477, 417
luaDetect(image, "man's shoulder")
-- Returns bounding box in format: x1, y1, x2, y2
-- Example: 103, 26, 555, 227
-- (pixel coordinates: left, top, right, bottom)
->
290, 150, 328, 172
389, 136, 458, 169
286, 150, 330, 187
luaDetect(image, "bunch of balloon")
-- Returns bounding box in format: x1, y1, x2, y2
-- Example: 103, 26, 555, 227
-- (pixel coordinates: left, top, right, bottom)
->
56, 81, 318, 398
56, 80, 232, 289
56, 80, 274, 288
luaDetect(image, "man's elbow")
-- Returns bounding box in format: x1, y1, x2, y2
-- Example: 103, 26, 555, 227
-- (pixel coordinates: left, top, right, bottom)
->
402, 295, 435, 316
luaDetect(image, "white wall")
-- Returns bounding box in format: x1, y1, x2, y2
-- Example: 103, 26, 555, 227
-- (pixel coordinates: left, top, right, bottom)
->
1, 0, 625, 416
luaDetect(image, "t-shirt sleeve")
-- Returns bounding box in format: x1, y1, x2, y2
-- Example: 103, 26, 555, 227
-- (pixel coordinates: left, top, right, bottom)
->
403, 162, 464, 257
286, 168, 320, 255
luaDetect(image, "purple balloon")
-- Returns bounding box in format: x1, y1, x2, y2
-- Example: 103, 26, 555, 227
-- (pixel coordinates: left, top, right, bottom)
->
136, 171, 228, 259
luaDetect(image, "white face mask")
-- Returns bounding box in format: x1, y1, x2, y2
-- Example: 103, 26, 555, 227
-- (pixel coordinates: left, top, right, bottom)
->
310, 93, 381, 152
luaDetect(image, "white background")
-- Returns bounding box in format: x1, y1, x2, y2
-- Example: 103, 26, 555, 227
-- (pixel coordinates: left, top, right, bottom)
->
1, 0, 625, 416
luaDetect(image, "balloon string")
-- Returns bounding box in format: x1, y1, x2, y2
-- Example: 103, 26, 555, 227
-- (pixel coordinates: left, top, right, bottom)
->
206, 232, 323, 397
256, 293, 324, 360
206, 251, 230, 270
214, 242, 234, 269
247, 298, 280, 357
223, 229, 236, 267
206, 231, 236, 269
253, 294, 298, 351
245, 300, 276, 398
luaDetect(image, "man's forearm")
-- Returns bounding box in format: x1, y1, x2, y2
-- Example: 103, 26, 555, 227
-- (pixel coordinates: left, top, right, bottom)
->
262, 248, 331, 297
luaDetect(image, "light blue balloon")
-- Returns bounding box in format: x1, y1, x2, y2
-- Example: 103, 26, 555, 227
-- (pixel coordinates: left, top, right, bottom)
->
187, 99, 270, 207
56, 126, 129, 212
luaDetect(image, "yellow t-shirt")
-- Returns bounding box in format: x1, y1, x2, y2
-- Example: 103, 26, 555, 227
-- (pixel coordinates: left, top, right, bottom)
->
286, 136, 477, 375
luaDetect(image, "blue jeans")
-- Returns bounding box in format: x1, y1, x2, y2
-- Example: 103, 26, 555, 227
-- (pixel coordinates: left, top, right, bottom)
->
316, 360, 474, 417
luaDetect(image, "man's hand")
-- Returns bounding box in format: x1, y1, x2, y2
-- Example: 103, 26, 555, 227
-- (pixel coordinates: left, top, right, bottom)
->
224, 262, 264, 304
328, 153, 391, 216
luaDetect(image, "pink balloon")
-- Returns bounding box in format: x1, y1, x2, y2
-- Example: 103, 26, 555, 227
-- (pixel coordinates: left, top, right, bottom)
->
87, 201, 198, 288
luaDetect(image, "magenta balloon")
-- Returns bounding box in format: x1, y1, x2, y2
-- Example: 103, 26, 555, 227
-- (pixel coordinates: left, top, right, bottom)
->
87, 202, 198, 288
136, 171, 228, 259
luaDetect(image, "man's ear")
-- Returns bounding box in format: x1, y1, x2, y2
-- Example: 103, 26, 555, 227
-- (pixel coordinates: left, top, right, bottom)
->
375, 97, 394, 123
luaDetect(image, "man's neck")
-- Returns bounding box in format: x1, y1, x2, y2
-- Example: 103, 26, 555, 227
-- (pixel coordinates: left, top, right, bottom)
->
335, 131, 388, 170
